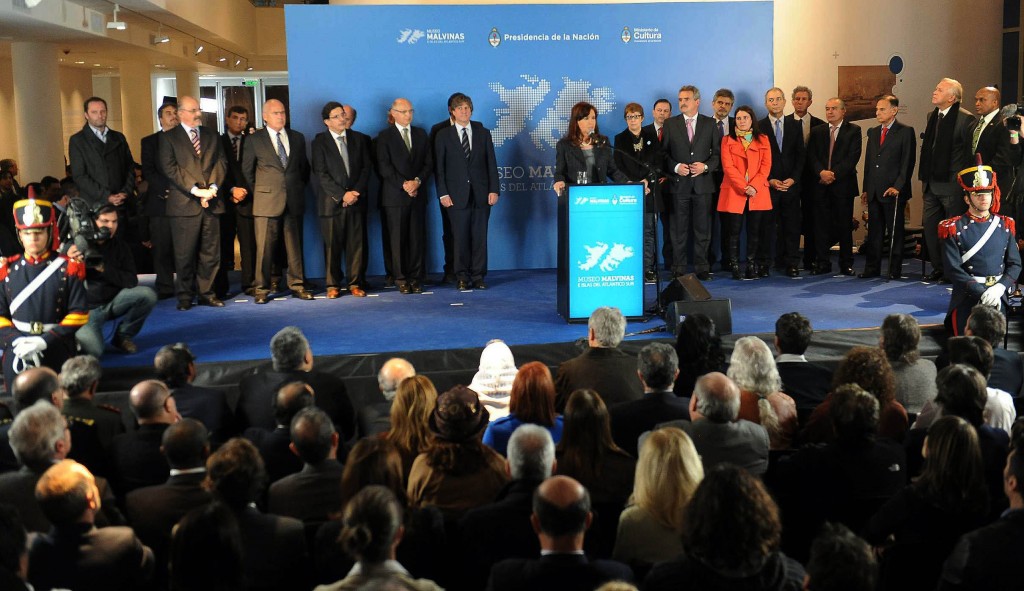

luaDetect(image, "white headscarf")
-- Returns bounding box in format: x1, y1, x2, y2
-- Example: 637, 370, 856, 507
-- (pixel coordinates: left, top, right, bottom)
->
468, 340, 518, 420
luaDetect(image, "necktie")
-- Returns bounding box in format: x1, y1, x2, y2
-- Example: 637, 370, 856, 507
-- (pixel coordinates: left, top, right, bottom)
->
686, 118, 695, 142
337, 135, 349, 175
95, 128, 106, 143
932, 112, 944, 151
972, 118, 985, 153
657, 126, 663, 142
190, 128, 201, 156
276, 131, 288, 167
232, 136, 240, 161
719, 120, 726, 139
461, 127, 471, 159
774, 119, 783, 150
402, 127, 412, 151
828, 125, 838, 169
798, 117, 810, 144
880, 126, 888, 146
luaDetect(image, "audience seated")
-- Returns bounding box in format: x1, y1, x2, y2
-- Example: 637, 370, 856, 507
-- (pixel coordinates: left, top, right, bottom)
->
772, 312, 833, 410
673, 313, 728, 398
469, 339, 519, 420
268, 407, 345, 523
935, 305, 1024, 398
169, 502, 243, 591
663, 372, 770, 475
125, 418, 212, 590
864, 415, 990, 591
155, 342, 235, 445
237, 326, 356, 442
728, 336, 798, 449
460, 424, 555, 590
0, 504, 29, 591
610, 343, 691, 456
28, 460, 154, 591
613, 426, 703, 577
245, 381, 313, 484
314, 485, 443, 591
384, 374, 438, 479
484, 361, 563, 456
486, 475, 634, 591
917, 336, 1015, 432
880, 314, 937, 414
805, 523, 878, 591
939, 445, 1024, 590
644, 465, 806, 591
554, 307, 642, 411
407, 385, 508, 519
111, 379, 178, 495
803, 346, 909, 444
0, 367, 66, 473
357, 357, 415, 438
205, 437, 310, 591
60, 355, 123, 478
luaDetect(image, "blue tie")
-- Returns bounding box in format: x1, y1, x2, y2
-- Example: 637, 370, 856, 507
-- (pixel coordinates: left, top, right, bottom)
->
276, 131, 288, 167
774, 119, 783, 150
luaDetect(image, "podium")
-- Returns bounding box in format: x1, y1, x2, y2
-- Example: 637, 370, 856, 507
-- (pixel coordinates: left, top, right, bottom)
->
557, 183, 645, 322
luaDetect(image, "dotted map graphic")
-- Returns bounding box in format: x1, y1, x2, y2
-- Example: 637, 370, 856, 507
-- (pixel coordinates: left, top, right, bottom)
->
488, 75, 616, 151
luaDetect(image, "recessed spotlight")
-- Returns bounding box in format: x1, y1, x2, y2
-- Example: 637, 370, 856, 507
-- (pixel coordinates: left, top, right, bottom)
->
217, 56, 227, 62
195, 44, 204, 55
93, 63, 101, 67
75, 61, 85, 64
234, 58, 241, 67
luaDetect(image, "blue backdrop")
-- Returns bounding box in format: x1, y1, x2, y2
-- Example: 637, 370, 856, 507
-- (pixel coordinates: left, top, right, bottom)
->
284, 2, 773, 277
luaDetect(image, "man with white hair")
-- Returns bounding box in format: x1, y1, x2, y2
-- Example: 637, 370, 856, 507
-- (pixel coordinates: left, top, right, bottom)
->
358, 357, 416, 437
554, 307, 642, 411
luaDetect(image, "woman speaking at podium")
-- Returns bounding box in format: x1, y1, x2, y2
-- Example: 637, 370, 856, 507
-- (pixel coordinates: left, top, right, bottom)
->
552, 101, 628, 196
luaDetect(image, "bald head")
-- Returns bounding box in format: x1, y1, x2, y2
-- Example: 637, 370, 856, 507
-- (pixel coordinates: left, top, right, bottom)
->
13, 367, 61, 412
533, 475, 591, 540
390, 98, 414, 126
35, 460, 99, 526
263, 98, 287, 131
694, 372, 741, 422
378, 358, 416, 401
975, 86, 1002, 117
274, 381, 313, 427
129, 379, 177, 424
344, 104, 357, 126
177, 96, 201, 127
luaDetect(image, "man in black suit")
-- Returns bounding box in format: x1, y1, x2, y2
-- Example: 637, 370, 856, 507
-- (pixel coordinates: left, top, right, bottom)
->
435, 93, 500, 290
139, 102, 178, 299
609, 343, 690, 457
154, 342, 234, 445
125, 419, 211, 589
553, 306, 643, 411
376, 98, 433, 294
773, 312, 833, 410
60, 355, 123, 478
920, 78, 977, 281
67, 96, 135, 211
709, 89, 735, 271
358, 357, 415, 437
645, 98, 674, 273
787, 86, 826, 271
860, 95, 917, 279
267, 407, 344, 523
807, 97, 862, 275
242, 98, 312, 304
312, 101, 371, 299
963, 305, 1023, 397
215, 105, 254, 298
244, 381, 311, 484
761, 87, 806, 277
430, 94, 458, 284
159, 95, 228, 310
971, 86, 1014, 197
110, 380, 179, 496
486, 475, 633, 591
661, 85, 721, 281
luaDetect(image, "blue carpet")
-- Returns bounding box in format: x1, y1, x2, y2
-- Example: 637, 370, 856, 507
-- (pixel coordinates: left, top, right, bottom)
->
100, 262, 951, 369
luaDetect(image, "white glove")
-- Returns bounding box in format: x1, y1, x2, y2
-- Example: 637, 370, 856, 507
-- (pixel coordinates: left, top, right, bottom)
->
980, 283, 1007, 307
12, 336, 46, 358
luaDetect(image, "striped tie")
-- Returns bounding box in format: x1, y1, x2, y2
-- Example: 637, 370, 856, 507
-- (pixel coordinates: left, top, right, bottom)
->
277, 131, 288, 167
461, 127, 471, 159
190, 128, 201, 156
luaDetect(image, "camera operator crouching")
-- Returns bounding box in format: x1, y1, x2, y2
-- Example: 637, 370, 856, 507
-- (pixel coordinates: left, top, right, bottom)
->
69, 204, 156, 356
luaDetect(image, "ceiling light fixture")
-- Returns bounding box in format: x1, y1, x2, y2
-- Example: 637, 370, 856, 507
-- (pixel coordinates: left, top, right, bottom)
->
106, 3, 126, 30
194, 42, 204, 55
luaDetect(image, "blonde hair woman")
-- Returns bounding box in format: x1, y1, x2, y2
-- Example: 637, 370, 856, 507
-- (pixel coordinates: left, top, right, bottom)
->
385, 375, 439, 478
612, 427, 704, 575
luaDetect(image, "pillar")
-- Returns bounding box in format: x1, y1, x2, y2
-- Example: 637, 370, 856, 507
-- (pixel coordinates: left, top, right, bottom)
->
175, 68, 200, 103
119, 60, 154, 157
11, 42, 64, 185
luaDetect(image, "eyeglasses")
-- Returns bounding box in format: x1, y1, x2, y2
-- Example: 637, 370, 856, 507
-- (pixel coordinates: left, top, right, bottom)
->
392, 109, 414, 115
625, 114, 643, 120
178, 108, 200, 114
327, 112, 347, 120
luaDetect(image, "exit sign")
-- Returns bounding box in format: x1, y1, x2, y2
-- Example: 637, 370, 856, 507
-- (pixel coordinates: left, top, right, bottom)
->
243, 79, 259, 87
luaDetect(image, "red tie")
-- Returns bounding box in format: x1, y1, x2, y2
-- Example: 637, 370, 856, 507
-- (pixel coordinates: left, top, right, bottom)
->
880, 126, 888, 146
657, 127, 663, 142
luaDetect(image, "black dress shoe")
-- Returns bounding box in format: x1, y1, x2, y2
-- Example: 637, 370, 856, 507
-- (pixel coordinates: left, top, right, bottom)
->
384, 276, 396, 288
269, 281, 280, 293
840, 267, 855, 276
811, 265, 832, 275
696, 272, 712, 281
411, 282, 423, 294
177, 301, 192, 311
758, 266, 769, 278
399, 283, 412, 294
731, 265, 742, 280
472, 280, 488, 290
199, 297, 225, 307
888, 272, 904, 280
925, 269, 944, 282
745, 265, 757, 280
786, 266, 800, 277
254, 294, 269, 304
441, 273, 456, 284
644, 271, 657, 283
292, 290, 314, 300
858, 269, 880, 278
112, 334, 137, 354
457, 280, 469, 290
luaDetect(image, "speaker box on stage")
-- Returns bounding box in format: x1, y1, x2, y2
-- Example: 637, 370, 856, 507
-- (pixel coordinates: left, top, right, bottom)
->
664, 299, 733, 336
659, 273, 711, 305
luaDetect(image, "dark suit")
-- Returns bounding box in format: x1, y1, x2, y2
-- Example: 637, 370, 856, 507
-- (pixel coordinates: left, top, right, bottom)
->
863, 120, 917, 275
375, 124, 433, 288
662, 417, 770, 475
216, 131, 255, 296
110, 423, 171, 495
242, 127, 310, 294
430, 118, 456, 278
0, 466, 124, 533
615, 127, 664, 274
357, 399, 392, 437
140, 131, 175, 297
776, 359, 834, 409
759, 116, 806, 268
28, 523, 154, 591
609, 391, 691, 457
459, 478, 543, 590
63, 396, 124, 478
159, 124, 228, 304
435, 121, 500, 283
234, 506, 310, 591
553, 347, 644, 412
312, 129, 371, 290
246, 425, 303, 484
236, 367, 356, 441
68, 123, 136, 209
787, 113, 826, 269
919, 104, 976, 275
267, 460, 344, 522
939, 508, 1024, 590
644, 122, 674, 269
661, 113, 722, 275
807, 120, 862, 270
970, 114, 1014, 197
171, 383, 235, 445
487, 553, 634, 591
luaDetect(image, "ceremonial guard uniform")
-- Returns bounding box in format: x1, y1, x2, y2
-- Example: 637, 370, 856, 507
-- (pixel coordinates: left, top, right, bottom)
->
63, 396, 124, 478
0, 198, 88, 390
940, 161, 1022, 335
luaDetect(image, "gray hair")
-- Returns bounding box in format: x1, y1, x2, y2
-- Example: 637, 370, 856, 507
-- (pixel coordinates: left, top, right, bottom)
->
828, 97, 847, 110
507, 424, 555, 481
941, 77, 964, 101
270, 326, 310, 372
727, 336, 782, 395
59, 355, 102, 398
589, 307, 626, 347
9, 400, 64, 468
679, 85, 701, 101
792, 86, 812, 99
694, 373, 741, 422
637, 343, 679, 390
377, 358, 416, 402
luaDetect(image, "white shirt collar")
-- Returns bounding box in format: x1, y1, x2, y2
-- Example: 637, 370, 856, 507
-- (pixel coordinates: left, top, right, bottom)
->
169, 466, 206, 477
180, 122, 198, 135
938, 105, 953, 117
776, 353, 808, 363
330, 130, 347, 141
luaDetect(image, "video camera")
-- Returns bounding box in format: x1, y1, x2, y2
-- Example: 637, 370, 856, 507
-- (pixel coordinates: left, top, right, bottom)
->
1006, 104, 1024, 131
63, 198, 110, 268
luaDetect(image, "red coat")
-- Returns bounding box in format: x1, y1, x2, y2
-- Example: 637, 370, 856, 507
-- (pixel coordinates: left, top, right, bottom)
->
717, 135, 772, 213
